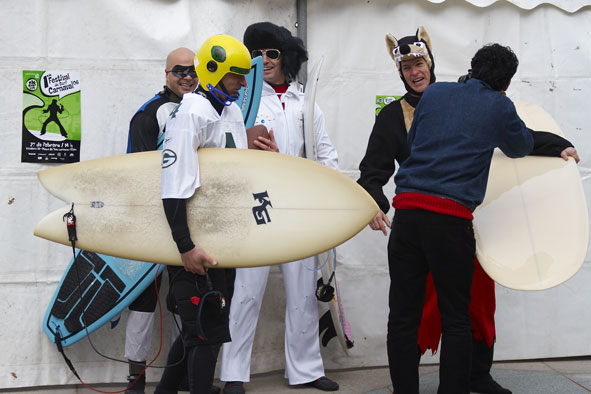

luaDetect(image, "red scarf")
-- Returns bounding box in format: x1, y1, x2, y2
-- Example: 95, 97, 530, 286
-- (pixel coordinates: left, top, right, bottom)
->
271, 84, 289, 109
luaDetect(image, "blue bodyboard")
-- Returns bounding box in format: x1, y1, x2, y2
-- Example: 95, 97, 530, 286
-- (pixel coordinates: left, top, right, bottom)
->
43, 250, 162, 347
237, 56, 264, 128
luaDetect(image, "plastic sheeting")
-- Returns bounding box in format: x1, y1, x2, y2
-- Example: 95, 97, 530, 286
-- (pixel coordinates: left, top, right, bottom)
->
1, 0, 590, 390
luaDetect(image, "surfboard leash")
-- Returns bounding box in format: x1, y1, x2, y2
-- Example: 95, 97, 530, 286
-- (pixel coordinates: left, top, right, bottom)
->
57, 203, 131, 393
63, 202, 77, 255
52, 203, 83, 381
54, 203, 176, 393
72, 263, 180, 394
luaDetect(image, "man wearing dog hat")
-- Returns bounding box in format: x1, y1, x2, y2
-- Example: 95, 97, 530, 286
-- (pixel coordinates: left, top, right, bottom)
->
358, 27, 578, 394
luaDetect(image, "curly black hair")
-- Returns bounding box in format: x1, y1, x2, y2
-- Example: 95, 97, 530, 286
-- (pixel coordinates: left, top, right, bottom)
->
243, 22, 308, 82
470, 43, 519, 91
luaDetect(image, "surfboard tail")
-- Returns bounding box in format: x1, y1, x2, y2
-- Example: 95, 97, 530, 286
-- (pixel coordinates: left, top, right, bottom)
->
34, 205, 71, 246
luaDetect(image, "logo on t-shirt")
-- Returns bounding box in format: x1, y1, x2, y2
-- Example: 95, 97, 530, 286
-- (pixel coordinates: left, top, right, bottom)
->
161, 149, 177, 168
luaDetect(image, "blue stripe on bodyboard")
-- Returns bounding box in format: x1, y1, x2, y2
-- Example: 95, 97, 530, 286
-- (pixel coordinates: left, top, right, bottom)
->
237, 56, 264, 128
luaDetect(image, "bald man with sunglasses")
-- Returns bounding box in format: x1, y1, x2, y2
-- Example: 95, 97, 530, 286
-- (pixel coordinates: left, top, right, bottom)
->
127, 47, 198, 152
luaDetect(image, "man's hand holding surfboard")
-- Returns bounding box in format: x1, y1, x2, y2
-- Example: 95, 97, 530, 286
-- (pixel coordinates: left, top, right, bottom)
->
560, 146, 580, 163
181, 244, 217, 275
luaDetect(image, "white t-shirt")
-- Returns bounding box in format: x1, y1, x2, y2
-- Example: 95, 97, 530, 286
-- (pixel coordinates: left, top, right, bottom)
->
161, 92, 247, 199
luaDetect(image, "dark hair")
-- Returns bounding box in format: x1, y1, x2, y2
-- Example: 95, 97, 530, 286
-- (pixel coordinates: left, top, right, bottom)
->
470, 44, 518, 91
244, 22, 308, 82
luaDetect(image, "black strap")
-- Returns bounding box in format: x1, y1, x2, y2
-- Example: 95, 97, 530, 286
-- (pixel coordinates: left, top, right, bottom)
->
54, 329, 80, 379
54, 203, 81, 379
62, 203, 77, 255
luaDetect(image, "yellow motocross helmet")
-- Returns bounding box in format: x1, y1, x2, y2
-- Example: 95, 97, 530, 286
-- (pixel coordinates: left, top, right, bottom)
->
195, 34, 251, 93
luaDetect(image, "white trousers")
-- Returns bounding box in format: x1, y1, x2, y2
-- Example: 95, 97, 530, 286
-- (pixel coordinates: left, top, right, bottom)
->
125, 310, 181, 362
220, 257, 325, 385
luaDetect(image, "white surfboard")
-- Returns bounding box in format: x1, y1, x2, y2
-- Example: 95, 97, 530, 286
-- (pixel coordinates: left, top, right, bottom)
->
303, 56, 324, 161
34, 148, 378, 268
303, 57, 354, 355
473, 100, 588, 291
318, 249, 354, 355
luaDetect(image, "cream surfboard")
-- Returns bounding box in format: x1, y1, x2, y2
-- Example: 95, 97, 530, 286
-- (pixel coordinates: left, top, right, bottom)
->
473, 100, 588, 291
304, 57, 353, 355
318, 249, 354, 355
34, 148, 378, 268
304, 56, 324, 161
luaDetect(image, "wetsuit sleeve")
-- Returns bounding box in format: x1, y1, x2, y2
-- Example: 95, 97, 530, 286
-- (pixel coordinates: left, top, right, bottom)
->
162, 198, 195, 253
129, 111, 159, 153
357, 103, 409, 214
528, 129, 574, 157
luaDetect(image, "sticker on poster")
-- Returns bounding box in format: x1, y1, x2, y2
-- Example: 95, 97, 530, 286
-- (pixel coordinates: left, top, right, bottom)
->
375, 95, 402, 117
21, 70, 81, 163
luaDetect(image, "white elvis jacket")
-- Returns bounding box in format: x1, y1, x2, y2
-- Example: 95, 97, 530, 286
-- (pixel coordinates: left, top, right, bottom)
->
255, 81, 338, 170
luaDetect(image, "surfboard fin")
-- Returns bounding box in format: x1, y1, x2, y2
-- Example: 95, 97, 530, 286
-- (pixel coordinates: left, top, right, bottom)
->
319, 310, 338, 347
110, 315, 121, 329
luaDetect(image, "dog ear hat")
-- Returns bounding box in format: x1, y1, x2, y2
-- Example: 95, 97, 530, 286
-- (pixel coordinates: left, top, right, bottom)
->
385, 26, 436, 94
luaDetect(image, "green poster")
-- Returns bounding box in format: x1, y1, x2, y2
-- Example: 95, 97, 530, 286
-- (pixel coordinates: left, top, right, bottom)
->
375, 95, 401, 116
22, 70, 81, 163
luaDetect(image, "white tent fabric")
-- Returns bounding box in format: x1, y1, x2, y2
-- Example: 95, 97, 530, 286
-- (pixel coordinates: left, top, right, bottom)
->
1, 0, 590, 390
437, 0, 591, 13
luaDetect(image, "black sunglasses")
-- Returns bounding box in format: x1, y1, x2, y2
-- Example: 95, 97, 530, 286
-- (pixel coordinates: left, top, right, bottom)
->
251, 49, 281, 60
167, 65, 197, 79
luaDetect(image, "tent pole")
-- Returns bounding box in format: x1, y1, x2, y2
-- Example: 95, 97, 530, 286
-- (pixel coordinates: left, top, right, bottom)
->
296, 0, 307, 85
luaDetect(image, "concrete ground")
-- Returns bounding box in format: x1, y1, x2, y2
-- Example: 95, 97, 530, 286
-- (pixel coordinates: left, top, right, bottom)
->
4, 357, 590, 393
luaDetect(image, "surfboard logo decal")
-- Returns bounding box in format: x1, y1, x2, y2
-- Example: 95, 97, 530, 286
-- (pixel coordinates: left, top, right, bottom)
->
90, 201, 104, 208
161, 149, 177, 168
252, 191, 272, 225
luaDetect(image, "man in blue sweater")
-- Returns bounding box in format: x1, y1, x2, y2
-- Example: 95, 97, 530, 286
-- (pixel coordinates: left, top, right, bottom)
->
387, 44, 533, 394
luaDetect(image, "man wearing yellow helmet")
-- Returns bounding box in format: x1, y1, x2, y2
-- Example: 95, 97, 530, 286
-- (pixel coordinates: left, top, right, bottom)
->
194, 34, 253, 107
125, 46, 200, 394
155, 34, 276, 394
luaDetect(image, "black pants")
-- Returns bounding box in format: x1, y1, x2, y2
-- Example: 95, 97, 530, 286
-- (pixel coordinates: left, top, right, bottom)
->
155, 267, 232, 394
387, 210, 475, 394
155, 336, 221, 394
472, 337, 495, 382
